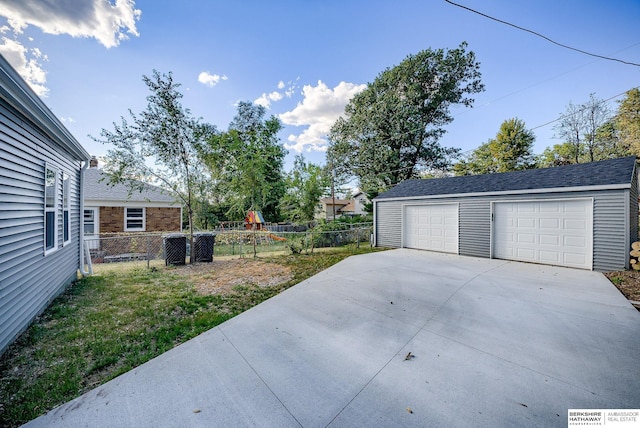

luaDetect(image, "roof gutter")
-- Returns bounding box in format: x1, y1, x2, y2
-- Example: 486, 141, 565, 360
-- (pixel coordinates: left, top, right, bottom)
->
79, 160, 93, 276
374, 183, 632, 203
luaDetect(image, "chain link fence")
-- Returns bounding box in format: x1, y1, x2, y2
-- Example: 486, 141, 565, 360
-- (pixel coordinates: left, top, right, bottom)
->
85, 225, 373, 267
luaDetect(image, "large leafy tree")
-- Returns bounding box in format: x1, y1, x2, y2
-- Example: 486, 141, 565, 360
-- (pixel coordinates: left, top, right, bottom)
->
94, 70, 216, 263
454, 118, 536, 175
615, 88, 640, 156
327, 42, 484, 193
205, 102, 287, 222
281, 155, 329, 222
537, 142, 581, 167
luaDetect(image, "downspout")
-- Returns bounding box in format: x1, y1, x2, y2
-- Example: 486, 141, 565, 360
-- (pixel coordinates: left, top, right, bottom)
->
79, 159, 93, 276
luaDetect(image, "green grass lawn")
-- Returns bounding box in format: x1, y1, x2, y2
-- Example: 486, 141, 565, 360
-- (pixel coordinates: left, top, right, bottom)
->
0, 246, 383, 427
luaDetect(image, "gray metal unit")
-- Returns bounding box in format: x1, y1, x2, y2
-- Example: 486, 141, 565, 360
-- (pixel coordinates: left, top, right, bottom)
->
0, 96, 85, 354
375, 189, 632, 271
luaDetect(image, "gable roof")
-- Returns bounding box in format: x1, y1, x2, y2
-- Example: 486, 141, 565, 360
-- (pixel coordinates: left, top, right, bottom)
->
84, 168, 177, 203
376, 156, 637, 200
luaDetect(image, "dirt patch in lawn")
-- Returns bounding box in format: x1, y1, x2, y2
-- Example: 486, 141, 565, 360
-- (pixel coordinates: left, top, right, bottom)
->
605, 271, 640, 308
171, 259, 293, 295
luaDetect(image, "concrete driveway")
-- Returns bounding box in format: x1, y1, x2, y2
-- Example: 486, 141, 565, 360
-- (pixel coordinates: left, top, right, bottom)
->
25, 249, 640, 427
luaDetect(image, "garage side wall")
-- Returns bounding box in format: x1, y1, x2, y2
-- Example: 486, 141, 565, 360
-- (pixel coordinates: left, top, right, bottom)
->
375, 201, 402, 248
593, 192, 628, 271
375, 189, 630, 271
629, 164, 638, 262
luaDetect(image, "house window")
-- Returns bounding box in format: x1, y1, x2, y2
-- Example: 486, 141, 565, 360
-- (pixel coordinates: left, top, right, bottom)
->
125, 207, 145, 231
63, 173, 70, 244
44, 165, 58, 254
84, 209, 95, 234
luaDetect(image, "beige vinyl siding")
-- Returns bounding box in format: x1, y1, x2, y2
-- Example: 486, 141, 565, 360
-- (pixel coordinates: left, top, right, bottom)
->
0, 99, 82, 355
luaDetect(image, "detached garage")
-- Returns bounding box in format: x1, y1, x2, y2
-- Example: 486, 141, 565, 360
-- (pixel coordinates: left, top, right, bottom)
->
374, 156, 638, 271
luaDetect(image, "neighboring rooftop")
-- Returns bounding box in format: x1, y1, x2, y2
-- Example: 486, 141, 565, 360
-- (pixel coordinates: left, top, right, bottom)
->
320, 198, 352, 206
84, 167, 177, 203
376, 156, 637, 200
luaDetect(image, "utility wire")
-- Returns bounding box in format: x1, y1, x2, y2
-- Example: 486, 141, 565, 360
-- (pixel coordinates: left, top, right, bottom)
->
529, 86, 638, 131
444, 0, 640, 67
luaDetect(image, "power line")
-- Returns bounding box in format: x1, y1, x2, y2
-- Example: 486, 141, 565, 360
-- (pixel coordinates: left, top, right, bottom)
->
444, 0, 640, 67
529, 86, 638, 131
450, 42, 640, 120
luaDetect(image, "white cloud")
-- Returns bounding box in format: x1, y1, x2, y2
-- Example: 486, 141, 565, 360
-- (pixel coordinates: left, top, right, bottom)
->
198, 71, 228, 88
0, 37, 48, 96
255, 78, 300, 108
279, 80, 366, 153
254, 91, 283, 108
284, 77, 299, 98
60, 116, 75, 123
0, 0, 141, 95
0, 0, 141, 48
269, 91, 283, 102
254, 93, 270, 108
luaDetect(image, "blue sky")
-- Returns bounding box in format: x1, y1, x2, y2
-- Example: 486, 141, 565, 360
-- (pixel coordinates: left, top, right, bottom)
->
1, 0, 639, 172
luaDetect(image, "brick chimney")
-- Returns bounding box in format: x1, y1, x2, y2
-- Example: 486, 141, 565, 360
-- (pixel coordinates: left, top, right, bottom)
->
89, 156, 98, 168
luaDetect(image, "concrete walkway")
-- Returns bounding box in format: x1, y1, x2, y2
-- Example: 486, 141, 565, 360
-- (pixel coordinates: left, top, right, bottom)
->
25, 249, 640, 427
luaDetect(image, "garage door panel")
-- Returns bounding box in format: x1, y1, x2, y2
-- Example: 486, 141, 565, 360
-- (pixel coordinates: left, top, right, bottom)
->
517, 248, 536, 260
539, 234, 559, 245
518, 218, 536, 228
564, 253, 587, 265
518, 203, 535, 213
493, 200, 592, 269
539, 251, 560, 263
404, 204, 458, 254
540, 218, 559, 229
517, 233, 536, 244
565, 219, 586, 229
564, 236, 586, 247
540, 203, 560, 213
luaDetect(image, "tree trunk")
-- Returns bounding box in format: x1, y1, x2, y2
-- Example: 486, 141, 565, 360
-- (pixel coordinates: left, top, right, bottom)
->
188, 209, 194, 264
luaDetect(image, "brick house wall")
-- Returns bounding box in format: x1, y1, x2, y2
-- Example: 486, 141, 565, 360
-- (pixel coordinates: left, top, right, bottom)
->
99, 206, 181, 233
147, 207, 181, 231
100, 206, 125, 233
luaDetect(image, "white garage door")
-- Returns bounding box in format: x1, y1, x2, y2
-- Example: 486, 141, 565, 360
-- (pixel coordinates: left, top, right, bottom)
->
404, 204, 458, 253
493, 200, 593, 269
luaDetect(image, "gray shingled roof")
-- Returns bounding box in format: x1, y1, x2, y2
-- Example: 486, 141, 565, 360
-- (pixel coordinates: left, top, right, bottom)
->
84, 168, 177, 203
375, 156, 637, 200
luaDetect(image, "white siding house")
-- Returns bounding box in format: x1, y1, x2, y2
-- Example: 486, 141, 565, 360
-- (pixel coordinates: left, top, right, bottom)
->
0, 54, 90, 355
